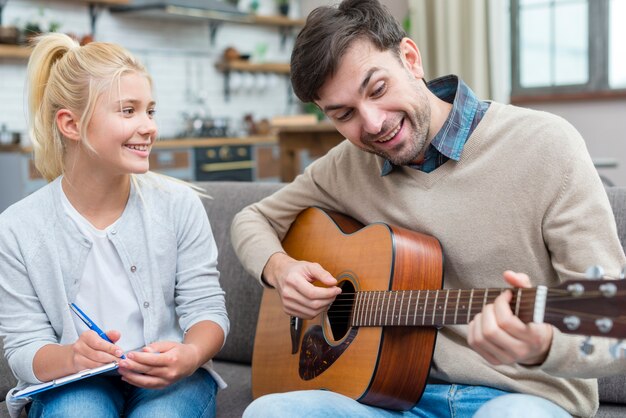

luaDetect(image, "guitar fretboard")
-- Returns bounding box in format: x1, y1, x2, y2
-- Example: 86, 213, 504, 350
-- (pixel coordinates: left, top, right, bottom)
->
350, 288, 538, 327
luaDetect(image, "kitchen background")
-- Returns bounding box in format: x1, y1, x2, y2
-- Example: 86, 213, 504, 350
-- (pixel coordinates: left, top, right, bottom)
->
0, 0, 624, 213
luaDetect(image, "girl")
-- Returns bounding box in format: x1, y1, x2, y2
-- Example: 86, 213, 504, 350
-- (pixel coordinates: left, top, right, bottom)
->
0, 33, 229, 417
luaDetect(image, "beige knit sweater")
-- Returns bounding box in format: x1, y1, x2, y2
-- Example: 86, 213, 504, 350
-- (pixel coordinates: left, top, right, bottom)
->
231, 102, 626, 417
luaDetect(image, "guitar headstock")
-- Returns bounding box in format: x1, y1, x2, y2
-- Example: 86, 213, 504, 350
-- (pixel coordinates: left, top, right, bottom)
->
544, 265, 626, 357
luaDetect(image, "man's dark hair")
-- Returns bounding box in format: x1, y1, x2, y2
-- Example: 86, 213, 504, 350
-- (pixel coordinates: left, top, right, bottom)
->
290, 0, 407, 103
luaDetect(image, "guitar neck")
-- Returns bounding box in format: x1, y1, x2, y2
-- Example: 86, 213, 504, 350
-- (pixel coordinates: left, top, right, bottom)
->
350, 287, 546, 327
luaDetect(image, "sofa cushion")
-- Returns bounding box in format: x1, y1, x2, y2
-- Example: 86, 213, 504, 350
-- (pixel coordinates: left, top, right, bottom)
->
606, 187, 626, 253
597, 187, 626, 405
198, 181, 284, 364
213, 360, 253, 418
0, 356, 16, 401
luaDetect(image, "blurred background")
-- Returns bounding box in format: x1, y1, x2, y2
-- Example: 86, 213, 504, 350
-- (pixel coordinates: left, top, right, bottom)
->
0, 0, 624, 212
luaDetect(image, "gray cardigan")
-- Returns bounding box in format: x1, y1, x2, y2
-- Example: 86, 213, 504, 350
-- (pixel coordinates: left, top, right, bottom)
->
0, 174, 229, 408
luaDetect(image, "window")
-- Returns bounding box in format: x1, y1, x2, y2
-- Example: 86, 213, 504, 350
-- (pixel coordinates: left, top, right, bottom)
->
511, 0, 626, 99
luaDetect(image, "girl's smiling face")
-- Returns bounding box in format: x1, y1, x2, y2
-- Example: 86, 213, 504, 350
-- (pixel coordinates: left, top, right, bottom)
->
82, 72, 157, 177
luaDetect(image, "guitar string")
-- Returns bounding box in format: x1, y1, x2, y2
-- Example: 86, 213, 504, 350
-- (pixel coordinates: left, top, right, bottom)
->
321, 308, 626, 327
320, 307, 626, 319
326, 290, 625, 305
321, 300, 626, 324
308, 290, 626, 325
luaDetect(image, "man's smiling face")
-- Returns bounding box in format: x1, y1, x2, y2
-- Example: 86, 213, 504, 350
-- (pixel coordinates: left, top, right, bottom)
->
316, 38, 432, 166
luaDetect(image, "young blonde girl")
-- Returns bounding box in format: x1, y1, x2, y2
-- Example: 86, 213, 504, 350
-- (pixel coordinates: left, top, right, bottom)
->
0, 33, 228, 417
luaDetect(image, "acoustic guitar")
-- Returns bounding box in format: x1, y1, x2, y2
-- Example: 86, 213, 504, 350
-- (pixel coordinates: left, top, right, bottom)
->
252, 207, 626, 410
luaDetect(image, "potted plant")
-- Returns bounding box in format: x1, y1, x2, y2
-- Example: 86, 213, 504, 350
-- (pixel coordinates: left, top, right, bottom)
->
275, 0, 289, 17
22, 7, 60, 43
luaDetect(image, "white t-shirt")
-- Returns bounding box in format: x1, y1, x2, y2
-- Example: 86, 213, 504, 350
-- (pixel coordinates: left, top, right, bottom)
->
60, 184, 145, 352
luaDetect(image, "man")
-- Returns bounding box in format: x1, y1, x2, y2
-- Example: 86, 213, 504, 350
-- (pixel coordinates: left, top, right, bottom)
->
231, 0, 626, 417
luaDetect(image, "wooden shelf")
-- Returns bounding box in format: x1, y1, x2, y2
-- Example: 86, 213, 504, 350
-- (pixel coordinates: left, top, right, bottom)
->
251, 15, 305, 27
110, 5, 303, 27
216, 60, 290, 75
0, 44, 31, 59
215, 60, 291, 102
74, 0, 129, 4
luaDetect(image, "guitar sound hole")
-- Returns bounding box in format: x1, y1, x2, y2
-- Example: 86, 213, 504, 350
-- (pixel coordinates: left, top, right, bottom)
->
327, 280, 355, 341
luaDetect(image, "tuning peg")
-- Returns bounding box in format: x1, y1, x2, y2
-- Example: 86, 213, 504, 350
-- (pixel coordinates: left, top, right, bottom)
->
599, 282, 618, 297
579, 337, 595, 356
567, 283, 585, 297
610, 340, 626, 359
585, 265, 605, 280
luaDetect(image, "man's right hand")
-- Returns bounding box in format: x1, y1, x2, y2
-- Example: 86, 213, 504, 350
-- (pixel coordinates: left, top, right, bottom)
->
262, 252, 342, 319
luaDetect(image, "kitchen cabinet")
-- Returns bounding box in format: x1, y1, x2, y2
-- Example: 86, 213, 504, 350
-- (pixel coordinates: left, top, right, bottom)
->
0, 135, 279, 212
152, 137, 280, 182
149, 148, 195, 181
276, 123, 345, 182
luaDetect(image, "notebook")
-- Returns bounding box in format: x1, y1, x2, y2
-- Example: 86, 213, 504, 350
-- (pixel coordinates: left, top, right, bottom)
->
11, 361, 119, 399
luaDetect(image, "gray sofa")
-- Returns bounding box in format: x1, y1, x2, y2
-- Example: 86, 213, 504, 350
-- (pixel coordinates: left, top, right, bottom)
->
1, 181, 626, 417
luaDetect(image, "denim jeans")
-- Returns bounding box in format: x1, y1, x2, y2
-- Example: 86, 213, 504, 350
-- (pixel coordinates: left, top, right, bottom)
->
28, 368, 217, 418
243, 384, 572, 418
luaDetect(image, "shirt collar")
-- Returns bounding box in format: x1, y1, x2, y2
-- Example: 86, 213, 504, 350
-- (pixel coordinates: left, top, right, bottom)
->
381, 75, 481, 176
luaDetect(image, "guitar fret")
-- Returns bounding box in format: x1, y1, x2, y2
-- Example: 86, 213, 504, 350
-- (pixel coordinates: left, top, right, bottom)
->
442, 290, 449, 325
371, 291, 377, 326
467, 289, 475, 324
392, 292, 398, 325
414, 290, 420, 325
384, 294, 391, 325
367, 292, 376, 325
422, 290, 429, 325
361, 291, 368, 326
404, 290, 413, 325
353, 292, 359, 326
515, 288, 521, 317
378, 291, 384, 325
356, 292, 362, 326
378, 291, 384, 326
362, 292, 369, 326
399, 291, 405, 325
483, 289, 489, 309
369, 290, 381, 326
432, 290, 439, 325
454, 290, 460, 324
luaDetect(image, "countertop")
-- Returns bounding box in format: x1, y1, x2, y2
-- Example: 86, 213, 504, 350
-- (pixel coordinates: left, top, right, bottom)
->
0, 135, 278, 154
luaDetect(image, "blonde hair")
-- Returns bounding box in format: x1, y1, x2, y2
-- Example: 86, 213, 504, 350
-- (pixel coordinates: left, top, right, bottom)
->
27, 33, 151, 181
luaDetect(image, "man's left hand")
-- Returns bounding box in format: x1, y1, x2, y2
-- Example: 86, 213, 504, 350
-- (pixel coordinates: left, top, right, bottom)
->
467, 270, 553, 366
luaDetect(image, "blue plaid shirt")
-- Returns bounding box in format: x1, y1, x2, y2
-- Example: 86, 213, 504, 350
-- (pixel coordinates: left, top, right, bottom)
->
381, 75, 490, 175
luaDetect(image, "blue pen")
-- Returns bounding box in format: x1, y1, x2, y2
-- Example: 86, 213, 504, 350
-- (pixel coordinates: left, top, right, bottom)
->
69, 303, 126, 359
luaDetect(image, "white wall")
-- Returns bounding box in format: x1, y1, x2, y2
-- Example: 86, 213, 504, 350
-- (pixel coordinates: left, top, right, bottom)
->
0, 0, 300, 142
523, 99, 626, 187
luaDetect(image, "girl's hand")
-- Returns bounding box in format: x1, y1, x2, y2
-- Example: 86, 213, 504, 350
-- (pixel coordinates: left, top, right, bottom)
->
117, 341, 201, 389
70, 330, 124, 372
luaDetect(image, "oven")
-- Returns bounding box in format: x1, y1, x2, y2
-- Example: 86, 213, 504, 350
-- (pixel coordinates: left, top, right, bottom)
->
194, 145, 253, 181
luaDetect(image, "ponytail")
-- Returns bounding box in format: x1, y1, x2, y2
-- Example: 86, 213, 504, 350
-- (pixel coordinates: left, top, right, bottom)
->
27, 33, 79, 181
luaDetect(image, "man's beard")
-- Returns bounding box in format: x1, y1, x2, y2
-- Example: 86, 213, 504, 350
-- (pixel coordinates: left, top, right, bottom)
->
363, 108, 430, 166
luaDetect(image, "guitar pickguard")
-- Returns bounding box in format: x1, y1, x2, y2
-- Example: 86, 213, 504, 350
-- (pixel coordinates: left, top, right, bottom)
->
299, 325, 358, 380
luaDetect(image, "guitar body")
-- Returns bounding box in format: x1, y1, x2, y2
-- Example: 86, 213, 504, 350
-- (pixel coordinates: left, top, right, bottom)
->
252, 207, 444, 410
